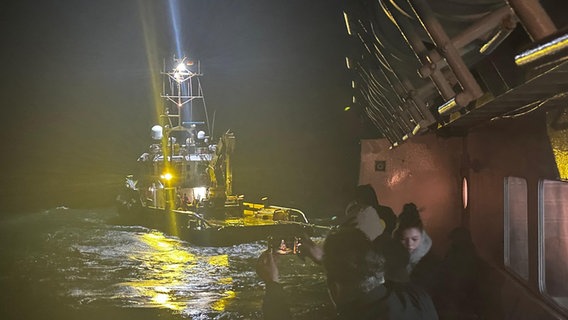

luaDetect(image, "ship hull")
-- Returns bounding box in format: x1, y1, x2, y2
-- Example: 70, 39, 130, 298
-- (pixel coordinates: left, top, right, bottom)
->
115, 204, 311, 247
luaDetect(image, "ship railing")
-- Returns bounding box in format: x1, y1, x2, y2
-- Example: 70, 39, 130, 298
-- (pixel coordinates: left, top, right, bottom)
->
267, 205, 310, 224
172, 208, 213, 227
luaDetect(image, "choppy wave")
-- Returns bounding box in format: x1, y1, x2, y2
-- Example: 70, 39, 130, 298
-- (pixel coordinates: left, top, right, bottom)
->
0, 207, 332, 319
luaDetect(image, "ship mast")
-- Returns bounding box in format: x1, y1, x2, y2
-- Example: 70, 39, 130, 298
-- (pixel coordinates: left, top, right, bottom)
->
158, 57, 208, 210
161, 57, 206, 133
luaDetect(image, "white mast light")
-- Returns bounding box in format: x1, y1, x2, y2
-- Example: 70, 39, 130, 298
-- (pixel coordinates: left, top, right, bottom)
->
175, 63, 188, 72
173, 61, 191, 82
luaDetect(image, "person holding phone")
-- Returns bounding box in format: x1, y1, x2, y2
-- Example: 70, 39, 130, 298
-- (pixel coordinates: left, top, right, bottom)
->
256, 228, 439, 320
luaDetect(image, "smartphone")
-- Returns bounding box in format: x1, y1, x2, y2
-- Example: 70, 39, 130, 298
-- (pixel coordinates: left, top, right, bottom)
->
268, 236, 301, 255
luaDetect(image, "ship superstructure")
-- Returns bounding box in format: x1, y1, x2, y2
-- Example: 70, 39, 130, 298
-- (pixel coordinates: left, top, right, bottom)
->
116, 56, 316, 246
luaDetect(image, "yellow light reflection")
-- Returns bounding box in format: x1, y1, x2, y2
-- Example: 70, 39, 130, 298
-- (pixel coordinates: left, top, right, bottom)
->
343, 11, 352, 35
119, 231, 237, 313
547, 111, 568, 180
138, 0, 164, 123
208, 255, 229, 267
138, 2, 174, 218
122, 232, 197, 311
211, 290, 236, 312
154, 293, 170, 304
515, 34, 568, 66
218, 277, 233, 285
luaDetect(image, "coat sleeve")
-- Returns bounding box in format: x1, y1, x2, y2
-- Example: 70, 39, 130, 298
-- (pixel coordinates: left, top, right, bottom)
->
262, 281, 292, 320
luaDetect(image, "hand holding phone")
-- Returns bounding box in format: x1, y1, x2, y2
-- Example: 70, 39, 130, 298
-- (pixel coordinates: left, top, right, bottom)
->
256, 250, 279, 283
268, 237, 301, 255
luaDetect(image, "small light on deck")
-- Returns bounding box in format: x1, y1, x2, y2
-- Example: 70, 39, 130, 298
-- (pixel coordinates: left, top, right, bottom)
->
193, 187, 207, 200
344, 106, 351, 111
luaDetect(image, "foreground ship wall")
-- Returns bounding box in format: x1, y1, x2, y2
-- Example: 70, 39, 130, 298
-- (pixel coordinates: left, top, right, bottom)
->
358, 134, 464, 256
360, 111, 566, 318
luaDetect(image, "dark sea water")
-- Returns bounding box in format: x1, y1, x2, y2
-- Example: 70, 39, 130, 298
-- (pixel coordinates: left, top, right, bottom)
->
0, 208, 335, 320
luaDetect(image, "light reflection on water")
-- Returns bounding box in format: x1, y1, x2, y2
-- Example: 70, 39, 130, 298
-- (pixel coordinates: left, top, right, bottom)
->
119, 231, 237, 315
0, 208, 332, 319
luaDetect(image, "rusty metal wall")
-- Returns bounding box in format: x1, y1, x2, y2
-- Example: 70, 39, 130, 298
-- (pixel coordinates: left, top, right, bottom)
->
358, 134, 463, 255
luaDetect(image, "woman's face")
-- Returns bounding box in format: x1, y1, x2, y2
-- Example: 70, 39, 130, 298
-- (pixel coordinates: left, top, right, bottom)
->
401, 228, 422, 253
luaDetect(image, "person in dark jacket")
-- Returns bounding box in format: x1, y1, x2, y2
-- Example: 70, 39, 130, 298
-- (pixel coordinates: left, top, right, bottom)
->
257, 227, 439, 320
348, 184, 397, 238
437, 227, 487, 319
343, 185, 386, 241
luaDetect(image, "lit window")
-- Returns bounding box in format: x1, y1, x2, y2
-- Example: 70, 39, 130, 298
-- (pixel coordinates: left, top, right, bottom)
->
504, 177, 529, 280
539, 179, 568, 309
462, 177, 468, 209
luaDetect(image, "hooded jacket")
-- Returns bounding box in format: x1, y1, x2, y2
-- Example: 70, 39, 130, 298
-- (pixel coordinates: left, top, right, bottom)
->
407, 231, 442, 302
344, 202, 385, 241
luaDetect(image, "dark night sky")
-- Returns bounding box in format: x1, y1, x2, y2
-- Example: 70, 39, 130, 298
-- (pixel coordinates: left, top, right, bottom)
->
0, 0, 367, 216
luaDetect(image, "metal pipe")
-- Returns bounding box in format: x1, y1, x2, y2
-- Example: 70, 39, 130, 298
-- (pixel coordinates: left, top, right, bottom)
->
438, 97, 458, 116
360, 93, 398, 144
479, 23, 516, 55
360, 61, 413, 132
419, 6, 515, 75
357, 79, 399, 143
407, 0, 484, 108
507, 0, 557, 41
514, 33, 568, 66
400, 79, 437, 126
382, 1, 455, 100
452, 6, 516, 50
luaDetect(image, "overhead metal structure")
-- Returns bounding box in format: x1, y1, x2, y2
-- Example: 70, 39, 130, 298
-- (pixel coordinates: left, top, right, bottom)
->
344, 0, 568, 147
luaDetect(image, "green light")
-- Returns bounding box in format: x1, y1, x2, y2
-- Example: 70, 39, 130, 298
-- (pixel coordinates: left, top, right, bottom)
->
344, 106, 351, 111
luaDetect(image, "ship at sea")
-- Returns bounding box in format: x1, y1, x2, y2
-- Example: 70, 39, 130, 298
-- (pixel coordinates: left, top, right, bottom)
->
116, 57, 320, 247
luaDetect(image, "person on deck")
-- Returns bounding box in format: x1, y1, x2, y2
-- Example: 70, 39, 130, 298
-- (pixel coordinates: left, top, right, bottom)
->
437, 227, 487, 319
392, 203, 442, 303
342, 184, 396, 242
344, 184, 397, 240
257, 227, 439, 320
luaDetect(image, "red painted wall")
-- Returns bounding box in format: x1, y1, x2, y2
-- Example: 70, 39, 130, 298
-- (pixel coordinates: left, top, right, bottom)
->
358, 111, 565, 318
466, 113, 557, 266
358, 135, 463, 255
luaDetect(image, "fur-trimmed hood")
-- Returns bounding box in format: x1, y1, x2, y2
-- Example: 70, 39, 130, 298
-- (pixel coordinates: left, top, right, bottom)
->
408, 230, 432, 272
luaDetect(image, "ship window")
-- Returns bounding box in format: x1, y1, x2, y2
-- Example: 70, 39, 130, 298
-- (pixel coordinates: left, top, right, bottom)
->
462, 177, 468, 209
504, 177, 529, 280
539, 179, 568, 309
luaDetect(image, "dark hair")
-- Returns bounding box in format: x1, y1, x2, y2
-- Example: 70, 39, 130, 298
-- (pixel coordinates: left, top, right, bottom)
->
393, 203, 423, 239
353, 184, 380, 209
323, 227, 385, 292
